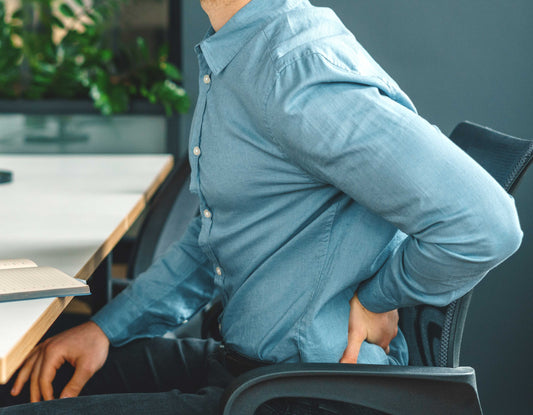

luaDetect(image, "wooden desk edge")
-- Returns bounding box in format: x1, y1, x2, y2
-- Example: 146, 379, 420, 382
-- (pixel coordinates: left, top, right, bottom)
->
0, 155, 174, 384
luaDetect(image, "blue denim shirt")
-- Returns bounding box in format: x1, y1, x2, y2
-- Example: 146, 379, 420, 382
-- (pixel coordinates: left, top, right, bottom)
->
92, 0, 522, 365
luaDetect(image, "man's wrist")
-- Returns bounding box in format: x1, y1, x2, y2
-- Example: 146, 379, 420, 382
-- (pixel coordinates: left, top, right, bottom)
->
357, 280, 398, 313
86, 321, 110, 346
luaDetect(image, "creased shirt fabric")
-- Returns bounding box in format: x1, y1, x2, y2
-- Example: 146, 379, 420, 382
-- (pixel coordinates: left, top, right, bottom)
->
92, 0, 522, 365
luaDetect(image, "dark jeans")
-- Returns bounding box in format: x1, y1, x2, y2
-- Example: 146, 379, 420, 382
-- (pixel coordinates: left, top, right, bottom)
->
0, 337, 384, 415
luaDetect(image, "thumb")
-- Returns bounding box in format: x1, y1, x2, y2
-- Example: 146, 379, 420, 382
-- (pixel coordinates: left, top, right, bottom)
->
59, 366, 93, 399
340, 330, 365, 364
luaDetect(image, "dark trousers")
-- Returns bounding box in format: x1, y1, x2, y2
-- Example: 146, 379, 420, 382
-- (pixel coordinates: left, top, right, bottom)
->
0, 337, 384, 415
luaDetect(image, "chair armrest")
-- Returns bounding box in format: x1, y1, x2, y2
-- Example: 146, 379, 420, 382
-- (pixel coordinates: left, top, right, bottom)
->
220, 363, 482, 415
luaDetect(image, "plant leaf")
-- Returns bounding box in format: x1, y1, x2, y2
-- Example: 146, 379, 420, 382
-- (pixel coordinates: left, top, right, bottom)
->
136, 37, 149, 60
59, 4, 76, 18
51, 16, 65, 29
161, 63, 181, 81
11, 8, 23, 21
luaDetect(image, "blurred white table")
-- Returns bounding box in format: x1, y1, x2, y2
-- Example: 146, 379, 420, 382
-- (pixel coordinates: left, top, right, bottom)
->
0, 154, 173, 383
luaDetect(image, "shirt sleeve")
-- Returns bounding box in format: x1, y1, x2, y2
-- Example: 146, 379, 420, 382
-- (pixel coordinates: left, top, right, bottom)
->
265, 54, 523, 313
91, 215, 215, 346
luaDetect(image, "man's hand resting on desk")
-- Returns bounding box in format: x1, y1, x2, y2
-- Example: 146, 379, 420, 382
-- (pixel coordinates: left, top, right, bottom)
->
10, 321, 109, 402
340, 293, 399, 364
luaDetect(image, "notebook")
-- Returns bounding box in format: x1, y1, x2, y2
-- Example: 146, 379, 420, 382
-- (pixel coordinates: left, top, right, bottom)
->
0, 259, 90, 302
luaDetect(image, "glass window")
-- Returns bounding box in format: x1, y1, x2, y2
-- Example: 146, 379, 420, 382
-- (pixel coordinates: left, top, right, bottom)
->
0, 0, 181, 155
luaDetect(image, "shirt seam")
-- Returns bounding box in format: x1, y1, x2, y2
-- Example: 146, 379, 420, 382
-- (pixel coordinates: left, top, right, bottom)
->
275, 49, 390, 90
261, 28, 277, 71
261, 29, 293, 168
262, 56, 329, 186
315, 52, 393, 91
263, 50, 392, 186
296, 199, 340, 361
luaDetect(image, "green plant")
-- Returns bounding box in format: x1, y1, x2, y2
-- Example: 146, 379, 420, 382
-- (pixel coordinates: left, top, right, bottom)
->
0, 0, 189, 116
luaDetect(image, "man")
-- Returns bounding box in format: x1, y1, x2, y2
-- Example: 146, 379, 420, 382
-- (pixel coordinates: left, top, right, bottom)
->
0, 0, 522, 414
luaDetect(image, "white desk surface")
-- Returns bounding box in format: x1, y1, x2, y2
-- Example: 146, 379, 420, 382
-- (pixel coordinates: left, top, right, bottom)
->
0, 154, 173, 383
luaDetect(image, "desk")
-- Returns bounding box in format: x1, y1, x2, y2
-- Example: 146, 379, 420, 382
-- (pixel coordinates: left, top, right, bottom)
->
0, 154, 173, 383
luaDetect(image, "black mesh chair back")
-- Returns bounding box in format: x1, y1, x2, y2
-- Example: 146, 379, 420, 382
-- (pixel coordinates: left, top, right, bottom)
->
399, 121, 533, 367
128, 159, 199, 279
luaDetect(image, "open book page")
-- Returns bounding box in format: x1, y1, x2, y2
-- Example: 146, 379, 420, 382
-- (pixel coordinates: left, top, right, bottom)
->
0, 266, 89, 301
0, 267, 85, 293
0, 259, 38, 270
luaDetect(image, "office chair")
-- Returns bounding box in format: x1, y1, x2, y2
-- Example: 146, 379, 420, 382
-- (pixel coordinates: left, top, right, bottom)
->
219, 121, 533, 415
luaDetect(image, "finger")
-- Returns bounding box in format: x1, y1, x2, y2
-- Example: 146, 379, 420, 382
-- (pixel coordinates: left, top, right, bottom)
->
30, 353, 45, 402
39, 350, 65, 401
340, 331, 365, 364
11, 348, 41, 396
59, 365, 93, 399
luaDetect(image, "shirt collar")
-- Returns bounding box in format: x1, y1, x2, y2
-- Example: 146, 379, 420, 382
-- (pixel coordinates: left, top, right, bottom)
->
195, 0, 308, 75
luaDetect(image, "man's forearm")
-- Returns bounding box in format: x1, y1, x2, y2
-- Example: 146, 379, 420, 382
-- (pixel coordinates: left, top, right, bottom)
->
91, 216, 215, 346
357, 201, 522, 313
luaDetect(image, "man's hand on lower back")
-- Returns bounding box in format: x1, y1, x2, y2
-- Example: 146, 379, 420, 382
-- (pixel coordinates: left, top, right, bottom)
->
340, 293, 399, 364
10, 321, 110, 402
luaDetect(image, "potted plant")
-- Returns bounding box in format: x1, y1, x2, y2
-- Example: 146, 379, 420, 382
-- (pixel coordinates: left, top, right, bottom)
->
0, 0, 189, 116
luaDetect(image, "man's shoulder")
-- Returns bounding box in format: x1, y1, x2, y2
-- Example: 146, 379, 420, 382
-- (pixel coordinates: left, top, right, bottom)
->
261, 6, 353, 71
261, 6, 388, 81
258, 5, 414, 111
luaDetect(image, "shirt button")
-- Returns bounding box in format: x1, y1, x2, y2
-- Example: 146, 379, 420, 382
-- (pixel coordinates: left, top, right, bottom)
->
203, 74, 211, 84
215, 267, 222, 276
193, 146, 201, 156
203, 209, 212, 218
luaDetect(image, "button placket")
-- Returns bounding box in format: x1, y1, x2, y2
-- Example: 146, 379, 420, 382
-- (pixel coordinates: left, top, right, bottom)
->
194, 53, 222, 286
188, 76, 208, 194
214, 265, 224, 288
190, 55, 211, 208
190, 52, 211, 177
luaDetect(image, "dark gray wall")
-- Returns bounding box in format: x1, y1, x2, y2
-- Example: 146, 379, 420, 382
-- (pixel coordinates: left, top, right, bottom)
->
179, 1, 533, 413
179, 1, 210, 153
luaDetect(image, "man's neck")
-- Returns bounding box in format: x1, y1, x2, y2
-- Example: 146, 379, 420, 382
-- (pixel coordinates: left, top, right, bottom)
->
200, 0, 252, 32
